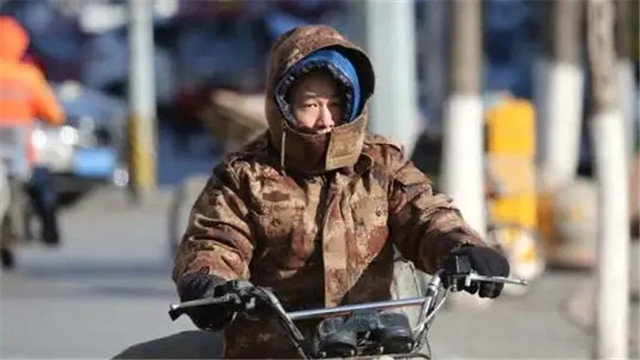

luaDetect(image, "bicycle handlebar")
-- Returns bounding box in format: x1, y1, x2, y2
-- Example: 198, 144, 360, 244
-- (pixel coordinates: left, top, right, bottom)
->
168, 265, 527, 359
168, 270, 527, 322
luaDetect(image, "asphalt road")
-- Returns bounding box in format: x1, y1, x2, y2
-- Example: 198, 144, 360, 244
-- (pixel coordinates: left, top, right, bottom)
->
1, 185, 637, 359
1, 188, 196, 358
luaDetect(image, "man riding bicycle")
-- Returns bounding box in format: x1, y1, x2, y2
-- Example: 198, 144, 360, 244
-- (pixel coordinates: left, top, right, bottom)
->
172, 25, 510, 359
0, 16, 66, 267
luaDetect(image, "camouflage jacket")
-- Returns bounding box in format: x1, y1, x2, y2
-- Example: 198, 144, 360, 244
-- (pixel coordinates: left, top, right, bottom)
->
173, 132, 486, 358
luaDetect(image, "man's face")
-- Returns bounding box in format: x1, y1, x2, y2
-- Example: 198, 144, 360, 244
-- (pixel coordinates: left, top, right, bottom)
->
290, 72, 345, 134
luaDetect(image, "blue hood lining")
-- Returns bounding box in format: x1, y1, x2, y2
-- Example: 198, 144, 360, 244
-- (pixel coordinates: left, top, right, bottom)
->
275, 49, 362, 125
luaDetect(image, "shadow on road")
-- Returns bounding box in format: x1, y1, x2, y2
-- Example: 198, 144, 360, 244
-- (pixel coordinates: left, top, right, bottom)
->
2, 257, 179, 299
88, 284, 176, 298
19, 258, 173, 280
113, 330, 223, 359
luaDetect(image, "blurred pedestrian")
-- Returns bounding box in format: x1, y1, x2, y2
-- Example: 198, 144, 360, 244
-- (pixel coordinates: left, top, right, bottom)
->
0, 16, 65, 249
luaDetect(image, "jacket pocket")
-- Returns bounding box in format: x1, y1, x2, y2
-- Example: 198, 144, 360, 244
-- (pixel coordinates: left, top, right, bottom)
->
348, 195, 389, 268
250, 202, 319, 270
350, 195, 388, 228
251, 203, 302, 245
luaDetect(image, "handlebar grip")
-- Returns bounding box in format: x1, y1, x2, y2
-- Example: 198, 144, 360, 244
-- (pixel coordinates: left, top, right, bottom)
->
442, 254, 472, 274
439, 255, 527, 289
168, 305, 186, 321
167, 294, 238, 321
465, 273, 528, 286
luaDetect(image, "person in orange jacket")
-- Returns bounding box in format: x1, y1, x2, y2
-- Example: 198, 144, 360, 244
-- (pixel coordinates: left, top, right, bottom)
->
0, 16, 66, 252
0, 16, 64, 127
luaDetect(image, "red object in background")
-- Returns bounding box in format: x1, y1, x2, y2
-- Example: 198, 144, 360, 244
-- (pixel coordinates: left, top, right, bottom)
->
175, 84, 211, 126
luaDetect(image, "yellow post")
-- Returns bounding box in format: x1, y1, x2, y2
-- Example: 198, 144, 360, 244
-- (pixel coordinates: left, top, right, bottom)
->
487, 98, 537, 227
486, 97, 543, 288
127, 113, 156, 200
127, 0, 157, 201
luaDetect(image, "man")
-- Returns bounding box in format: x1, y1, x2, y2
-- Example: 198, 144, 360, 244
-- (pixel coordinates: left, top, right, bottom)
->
0, 16, 65, 252
173, 25, 509, 359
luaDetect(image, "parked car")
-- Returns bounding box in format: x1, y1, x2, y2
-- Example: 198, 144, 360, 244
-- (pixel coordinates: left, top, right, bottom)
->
34, 81, 128, 204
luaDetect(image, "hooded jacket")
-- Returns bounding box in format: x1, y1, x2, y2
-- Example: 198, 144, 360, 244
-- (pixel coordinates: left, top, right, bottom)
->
265, 25, 375, 175
0, 16, 64, 127
173, 25, 486, 359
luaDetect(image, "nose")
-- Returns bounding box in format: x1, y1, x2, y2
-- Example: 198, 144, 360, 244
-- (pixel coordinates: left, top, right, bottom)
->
316, 104, 335, 129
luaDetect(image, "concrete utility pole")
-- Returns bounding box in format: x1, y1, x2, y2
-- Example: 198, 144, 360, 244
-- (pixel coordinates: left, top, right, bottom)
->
128, 0, 157, 201
614, 0, 638, 163
421, 0, 447, 135
351, 0, 420, 157
440, 0, 485, 237
535, 0, 585, 191
586, 0, 630, 358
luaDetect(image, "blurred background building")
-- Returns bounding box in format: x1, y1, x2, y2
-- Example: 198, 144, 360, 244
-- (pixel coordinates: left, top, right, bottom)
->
0, 0, 555, 171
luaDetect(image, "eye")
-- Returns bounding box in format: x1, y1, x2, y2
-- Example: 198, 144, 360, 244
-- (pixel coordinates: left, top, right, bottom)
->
302, 102, 317, 108
330, 99, 344, 108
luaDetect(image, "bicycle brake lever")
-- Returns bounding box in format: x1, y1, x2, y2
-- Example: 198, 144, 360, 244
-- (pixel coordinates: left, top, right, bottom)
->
464, 273, 528, 287
168, 293, 236, 321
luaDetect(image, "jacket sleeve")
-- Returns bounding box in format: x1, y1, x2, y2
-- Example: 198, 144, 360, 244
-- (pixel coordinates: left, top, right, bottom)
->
387, 153, 487, 274
28, 66, 65, 126
172, 161, 254, 283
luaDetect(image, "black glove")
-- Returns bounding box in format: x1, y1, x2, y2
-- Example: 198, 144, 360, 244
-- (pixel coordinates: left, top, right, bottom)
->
445, 246, 510, 298
177, 271, 235, 331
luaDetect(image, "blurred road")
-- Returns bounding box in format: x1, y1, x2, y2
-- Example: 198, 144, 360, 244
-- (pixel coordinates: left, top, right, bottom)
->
1, 182, 638, 359
1, 188, 197, 358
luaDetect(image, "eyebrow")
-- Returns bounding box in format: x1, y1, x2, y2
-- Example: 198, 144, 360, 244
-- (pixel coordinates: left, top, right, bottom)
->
298, 92, 341, 100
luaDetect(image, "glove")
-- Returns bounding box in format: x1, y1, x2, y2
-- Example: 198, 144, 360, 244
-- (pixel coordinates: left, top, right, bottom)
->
445, 245, 510, 298
177, 271, 236, 331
